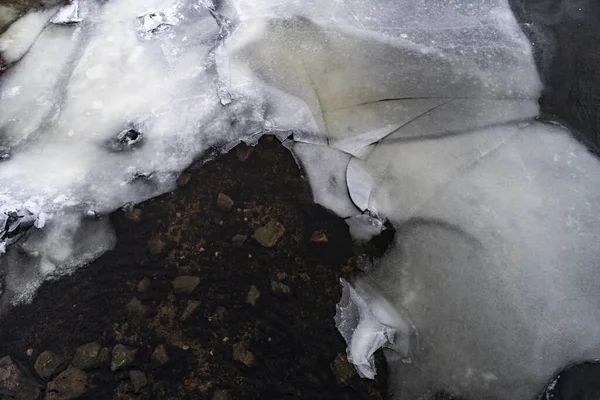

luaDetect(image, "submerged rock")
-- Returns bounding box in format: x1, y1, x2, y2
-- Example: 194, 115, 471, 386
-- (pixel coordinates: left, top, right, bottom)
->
150, 345, 169, 367
216, 193, 234, 212
129, 370, 147, 393
71, 342, 101, 370
232, 342, 255, 367
252, 221, 286, 248
330, 353, 356, 385
172, 276, 201, 294
110, 344, 137, 372
34, 351, 65, 380
270, 281, 292, 297
0, 355, 41, 400
245, 285, 260, 306
47, 366, 89, 400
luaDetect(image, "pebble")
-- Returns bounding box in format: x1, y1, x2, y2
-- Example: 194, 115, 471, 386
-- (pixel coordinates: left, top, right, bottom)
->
34, 351, 65, 380
124, 208, 143, 223
232, 342, 255, 367
129, 370, 147, 393
252, 221, 286, 247
310, 231, 329, 243
236, 145, 253, 162
180, 300, 200, 322
177, 172, 191, 187
137, 277, 151, 292
212, 389, 233, 400
216, 193, 234, 212
111, 344, 137, 371
147, 236, 166, 255
246, 285, 261, 306
270, 281, 292, 297
47, 366, 89, 400
231, 234, 247, 247
125, 297, 155, 319
151, 345, 170, 366
330, 353, 356, 385
172, 276, 201, 294
72, 342, 101, 370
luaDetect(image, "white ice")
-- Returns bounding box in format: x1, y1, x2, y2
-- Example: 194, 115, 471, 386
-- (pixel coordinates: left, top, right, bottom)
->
1, 0, 600, 399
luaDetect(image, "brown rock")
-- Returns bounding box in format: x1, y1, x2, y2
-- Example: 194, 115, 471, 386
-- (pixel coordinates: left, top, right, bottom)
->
124, 208, 143, 223
137, 277, 151, 292
310, 231, 328, 243
111, 344, 137, 372
147, 236, 166, 255
0, 355, 41, 400
71, 342, 101, 370
180, 300, 201, 322
236, 144, 253, 162
232, 342, 255, 367
150, 345, 169, 366
125, 297, 155, 319
47, 366, 89, 400
216, 193, 234, 212
245, 285, 261, 306
212, 389, 232, 400
270, 281, 292, 297
34, 351, 65, 380
177, 172, 191, 187
210, 306, 227, 323
231, 234, 247, 247
172, 276, 201, 294
252, 221, 286, 247
330, 353, 356, 385
129, 370, 147, 393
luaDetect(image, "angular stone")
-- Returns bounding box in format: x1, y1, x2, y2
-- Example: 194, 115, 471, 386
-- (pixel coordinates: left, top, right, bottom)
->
180, 301, 200, 322
232, 342, 255, 367
245, 285, 261, 306
124, 208, 143, 223
0, 355, 41, 400
34, 351, 65, 380
129, 370, 147, 393
252, 221, 286, 248
125, 297, 155, 319
330, 353, 356, 385
236, 144, 254, 162
231, 234, 247, 247
111, 344, 137, 372
150, 345, 169, 367
310, 231, 328, 243
177, 172, 191, 187
147, 236, 166, 255
270, 281, 292, 297
172, 276, 201, 294
216, 193, 234, 212
71, 342, 101, 370
137, 277, 151, 292
47, 366, 89, 400
212, 389, 232, 400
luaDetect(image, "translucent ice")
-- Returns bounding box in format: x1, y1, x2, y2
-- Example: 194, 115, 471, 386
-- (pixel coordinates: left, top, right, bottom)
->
2, 0, 600, 399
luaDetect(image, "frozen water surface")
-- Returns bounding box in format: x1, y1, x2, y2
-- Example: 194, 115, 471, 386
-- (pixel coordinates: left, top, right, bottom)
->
1, 0, 600, 398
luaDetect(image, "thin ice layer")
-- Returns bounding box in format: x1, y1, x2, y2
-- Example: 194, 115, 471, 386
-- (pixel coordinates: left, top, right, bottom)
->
0, 0, 267, 305
218, 0, 600, 399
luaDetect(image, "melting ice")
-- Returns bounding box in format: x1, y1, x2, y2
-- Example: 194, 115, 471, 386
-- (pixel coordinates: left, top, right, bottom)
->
1, 0, 600, 399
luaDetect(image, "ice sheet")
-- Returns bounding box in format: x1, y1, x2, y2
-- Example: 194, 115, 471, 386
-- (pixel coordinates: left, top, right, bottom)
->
2, 0, 600, 399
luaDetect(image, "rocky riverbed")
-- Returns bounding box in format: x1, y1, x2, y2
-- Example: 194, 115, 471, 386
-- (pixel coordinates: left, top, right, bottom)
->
0, 137, 388, 400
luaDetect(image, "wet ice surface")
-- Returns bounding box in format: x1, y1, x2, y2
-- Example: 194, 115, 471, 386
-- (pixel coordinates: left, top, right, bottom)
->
1, 0, 600, 398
